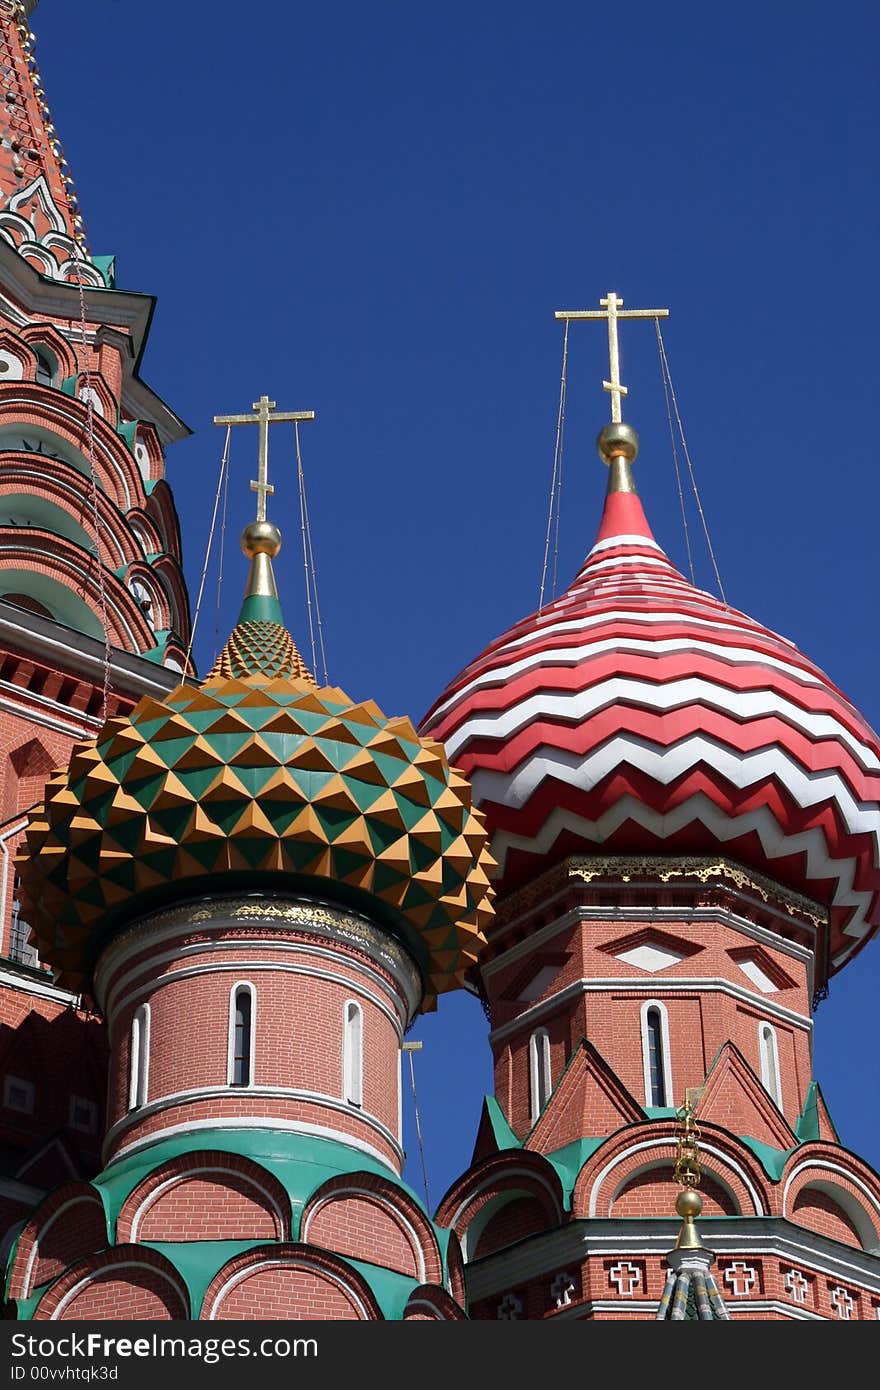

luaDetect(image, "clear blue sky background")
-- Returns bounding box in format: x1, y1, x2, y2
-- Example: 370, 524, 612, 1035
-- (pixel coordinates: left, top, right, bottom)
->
30, 0, 880, 1208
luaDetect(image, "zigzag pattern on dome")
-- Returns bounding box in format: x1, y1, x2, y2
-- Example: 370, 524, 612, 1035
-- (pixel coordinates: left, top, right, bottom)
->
422, 483, 880, 972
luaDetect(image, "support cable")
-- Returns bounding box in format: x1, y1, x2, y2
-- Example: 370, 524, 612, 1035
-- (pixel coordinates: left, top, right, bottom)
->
212, 438, 232, 659
539, 318, 569, 611
185, 427, 232, 675
655, 320, 695, 585
403, 1042, 431, 1213
655, 324, 728, 607
295, 421, 328, 684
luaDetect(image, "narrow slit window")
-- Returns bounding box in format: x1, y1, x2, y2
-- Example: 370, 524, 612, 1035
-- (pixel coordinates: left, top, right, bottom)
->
528, 1028, 552, 1124
760, 1022, 781, 1108
645, 1006, 667, 1107
230, 985, 254, 1088
128, 1004, 149, 1110
343, 1001, 363, 1107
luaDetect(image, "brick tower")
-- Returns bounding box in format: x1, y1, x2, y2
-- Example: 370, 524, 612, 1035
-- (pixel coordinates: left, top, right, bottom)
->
421, 295, 880, 1320
0, 0, 190, 1248
4, 476, 496, 1319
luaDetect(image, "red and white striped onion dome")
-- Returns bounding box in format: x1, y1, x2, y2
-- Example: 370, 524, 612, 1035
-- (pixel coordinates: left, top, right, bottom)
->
422, 442, 880, 974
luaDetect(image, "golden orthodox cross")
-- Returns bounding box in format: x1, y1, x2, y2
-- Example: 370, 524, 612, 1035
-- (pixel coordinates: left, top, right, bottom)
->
555, 293, 669, 423
213, 395, 316, 521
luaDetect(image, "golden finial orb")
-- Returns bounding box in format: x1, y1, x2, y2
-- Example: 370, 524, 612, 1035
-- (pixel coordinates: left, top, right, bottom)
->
675, 1188, 703, 1221
597, 421, 640, 465
241, 520, 282, 559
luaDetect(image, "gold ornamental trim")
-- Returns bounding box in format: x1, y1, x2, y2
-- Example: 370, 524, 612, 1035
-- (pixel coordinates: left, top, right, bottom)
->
494, 855, 827, 929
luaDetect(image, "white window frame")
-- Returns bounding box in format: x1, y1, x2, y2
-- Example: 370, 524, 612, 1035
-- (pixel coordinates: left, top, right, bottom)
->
640, 999, 673, 1108
759, 1021, 782, 1109
528, 1028, 552, 1124
343, 1000, 364, 1108
128, 1004, 150, 1111
227, 982, 256, 1088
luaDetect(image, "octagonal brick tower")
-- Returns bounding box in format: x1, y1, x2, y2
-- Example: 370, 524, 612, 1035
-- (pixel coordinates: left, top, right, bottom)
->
6, 507, 495, 1321
422, 298, 880, 1321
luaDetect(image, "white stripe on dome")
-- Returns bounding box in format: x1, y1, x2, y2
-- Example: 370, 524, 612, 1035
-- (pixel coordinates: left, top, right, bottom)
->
441, 677, 880, 774
497, 605, 801, 658
483, 789, 873, 960
429, 636, 837, 723
586, 533, 665, 556
578, 554, 677, 576
470, 731, 880, 849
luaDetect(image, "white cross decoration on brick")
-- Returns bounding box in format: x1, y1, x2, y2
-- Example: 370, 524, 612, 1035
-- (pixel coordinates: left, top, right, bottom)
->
831, 1286, 855, 1320
723, 1261, 757, 1296
497, 1292, 522, 1320
551, 1272, 576, 1308
784, 1269, 810, 1305
608, 1261, 641, 1296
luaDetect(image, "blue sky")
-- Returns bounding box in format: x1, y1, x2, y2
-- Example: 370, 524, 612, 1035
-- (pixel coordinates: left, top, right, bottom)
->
31, 0, 880, 1207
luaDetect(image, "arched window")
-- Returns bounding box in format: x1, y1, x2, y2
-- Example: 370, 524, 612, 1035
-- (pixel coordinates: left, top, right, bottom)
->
343, 1000, 363, 1107
33, 347, 56, 388
528, 1028, 552, 1124
641, 1001, 672, 1108
759, 1022, 782, 1108
128, 1004, 149, 1110
228, 984, 255, 1088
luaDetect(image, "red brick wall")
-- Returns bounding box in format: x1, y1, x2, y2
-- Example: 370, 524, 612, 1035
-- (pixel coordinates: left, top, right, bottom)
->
209, 1265, 365, 1320
790, 1187, 863, 1248
306, 1195, 419, 1278
136, 1174, 280, 1243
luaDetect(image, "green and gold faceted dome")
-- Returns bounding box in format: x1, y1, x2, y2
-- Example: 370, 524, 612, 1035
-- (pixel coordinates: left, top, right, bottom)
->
17, 522, 495, 1010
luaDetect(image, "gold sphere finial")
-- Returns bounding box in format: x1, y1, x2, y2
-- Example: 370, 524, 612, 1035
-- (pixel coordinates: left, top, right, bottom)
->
597, 421, 640, 466
241, 520, 282, 559
675, 1188, 703, 1220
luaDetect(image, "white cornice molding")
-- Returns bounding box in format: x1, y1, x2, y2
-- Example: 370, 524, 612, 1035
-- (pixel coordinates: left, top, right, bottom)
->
464, 1216, 880, 1300
0, 602, 187, 700
488, 975, 812, 1046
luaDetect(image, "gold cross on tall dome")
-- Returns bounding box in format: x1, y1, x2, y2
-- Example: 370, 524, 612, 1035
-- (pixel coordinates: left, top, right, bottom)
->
213, 395, 315, 522
555, 292, 669, 423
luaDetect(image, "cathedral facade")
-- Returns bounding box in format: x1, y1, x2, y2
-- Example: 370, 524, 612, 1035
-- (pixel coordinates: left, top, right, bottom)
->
0, 0, 879, 1321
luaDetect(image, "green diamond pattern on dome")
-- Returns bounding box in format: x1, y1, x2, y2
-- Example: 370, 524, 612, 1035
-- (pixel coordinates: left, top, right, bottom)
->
19, 664, 496, 1010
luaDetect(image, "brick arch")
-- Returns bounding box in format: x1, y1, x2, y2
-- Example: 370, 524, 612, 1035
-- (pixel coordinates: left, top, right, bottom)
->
436, 1151, 565, 1260
0, 327, 29, 378
18, 323, 77, 380
201, 1244, 382, 1321
0, 393, 144, 512
300, 1171, 441, 1283
33, 1245, 189, 1321
403, 1285, 467, 1320
610, 1162, 738, 1218
571, 1122, 769, 1219
445, 1229, 466, 1306
151, 553, 191, 641
0, 463, 142, 568
782, 1150, 880, 1252
72, 370, 118, 424
116, 1152, 291, 1244
0, 535, 156, 650
473, 1193, 553, 1258
7, 1183, 109, 1300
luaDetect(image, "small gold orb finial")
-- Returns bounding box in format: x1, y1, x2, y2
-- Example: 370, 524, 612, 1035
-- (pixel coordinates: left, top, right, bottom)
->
675, 1189, 703, 1220
597, 421, 640, 466
241, 520, 282, 559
